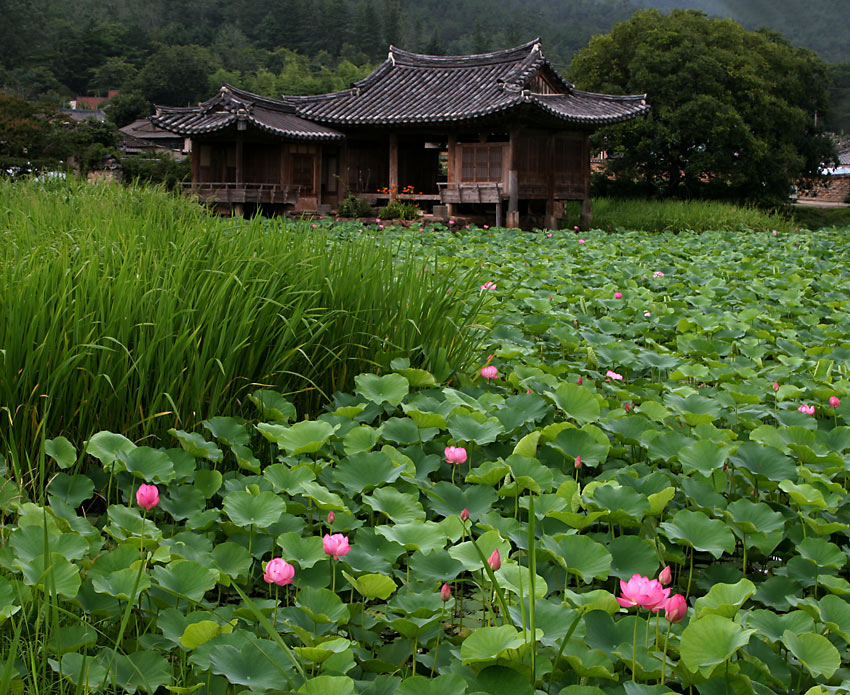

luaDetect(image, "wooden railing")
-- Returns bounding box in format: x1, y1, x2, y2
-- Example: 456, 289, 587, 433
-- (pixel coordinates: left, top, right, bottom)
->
181, 182, 301, 205
438, 182, 505, 204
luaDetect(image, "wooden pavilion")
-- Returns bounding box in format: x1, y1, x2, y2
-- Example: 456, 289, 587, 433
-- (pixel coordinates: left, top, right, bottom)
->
153, 40, 649, 228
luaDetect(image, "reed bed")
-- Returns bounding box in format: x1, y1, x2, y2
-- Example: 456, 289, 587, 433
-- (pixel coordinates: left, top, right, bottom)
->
588, 197, 793, 233
0, 179, 485, 463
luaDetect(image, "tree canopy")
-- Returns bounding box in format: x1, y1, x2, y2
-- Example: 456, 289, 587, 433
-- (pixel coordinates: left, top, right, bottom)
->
569, 9, 836, 203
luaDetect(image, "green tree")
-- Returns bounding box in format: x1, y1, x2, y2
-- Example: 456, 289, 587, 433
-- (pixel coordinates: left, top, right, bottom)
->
104, 91, 151, 128
133, 45, 217, 107
569, 9, 836, 203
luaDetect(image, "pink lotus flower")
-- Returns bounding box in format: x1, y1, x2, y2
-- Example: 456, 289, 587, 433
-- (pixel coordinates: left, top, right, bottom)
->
449, 219, 455, 225
614, 292, 623, 299
460, 507, 469, 521
323, 533, 351, 560
480, 281, 497, 290
644, 311, 651, 317
480, 365, 498, 380
488, 549, 501, 571
606, 370, 623, 381
617, 573, 670, 612
664, 594, 687, 622
546, 233, 553, 237
573, 225, 579, 231
574, 455, 582, 469
484, 225, 489, 229
136, 484, 159, 510
327, 511, 335, 524
578, 239, 585, 244
830, 396, 841, 408
576, 376, 583, 385
441, 583, 452, 601
772, 381, 780, 392
444, 446, 468, 465
653, 271, 665, 278
263, 558, 295, 586
772, 230, 778, 235
798, 404, 815, 416
658, 565, 672, 586
623, 402, 632, 412
375, 218, 381, 223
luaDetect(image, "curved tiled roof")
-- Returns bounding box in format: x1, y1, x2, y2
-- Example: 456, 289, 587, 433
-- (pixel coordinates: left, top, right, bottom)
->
284, 39, 648, 126
151, 41, 649, 136
151, 86, 344, 141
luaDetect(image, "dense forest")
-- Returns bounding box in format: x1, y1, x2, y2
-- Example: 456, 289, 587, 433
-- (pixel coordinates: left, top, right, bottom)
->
0, 0, 848, 132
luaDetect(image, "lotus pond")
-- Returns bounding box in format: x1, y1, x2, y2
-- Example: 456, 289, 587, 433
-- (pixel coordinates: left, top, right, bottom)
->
2, 220, 850, 695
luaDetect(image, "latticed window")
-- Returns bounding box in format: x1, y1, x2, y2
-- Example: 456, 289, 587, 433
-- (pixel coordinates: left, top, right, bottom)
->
461, 144, 503, 182
290, 153, 314, 193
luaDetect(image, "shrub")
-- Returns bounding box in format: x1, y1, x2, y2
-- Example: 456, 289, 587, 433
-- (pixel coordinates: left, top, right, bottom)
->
337, 193, 372, 217
377, 199, 420, 220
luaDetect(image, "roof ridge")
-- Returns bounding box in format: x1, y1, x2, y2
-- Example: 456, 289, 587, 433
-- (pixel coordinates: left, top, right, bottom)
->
388, 38, 541, 67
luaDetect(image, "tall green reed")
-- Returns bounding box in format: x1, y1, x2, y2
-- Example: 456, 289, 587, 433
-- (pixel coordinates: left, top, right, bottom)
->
0, 178, 486, 470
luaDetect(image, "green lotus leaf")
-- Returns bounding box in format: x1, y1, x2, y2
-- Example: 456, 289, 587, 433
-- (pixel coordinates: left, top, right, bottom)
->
544, 533, 612, 583
460, 625, 527, 664
210, 542, 252, 579
496, 563, 548, 599
546, 382, 600, 423
121, 446, 176, 483
111, 648, 173, 692
202, 416, 250, 446
428, 481, 498, 520
548, 427, 610, 468
91, 566, 151, 601
193, 469, 222, 498
355, 373, 409, 407
693, 579, 755, 619
501, 454, 553, 495
679, 614, 756, 676
276, 532, 326, 569
249, 389, 296, 422
798, 537, 846, 569
222, 490, 285, 528
449, 530, 511, 572
294, 637, 351, 664
447, 412, 504, 445
395, 673, 467, 695
168, 429, 223, 463
46, 623, 97, 655
179, 619, 235, 649
375, 521, 447, 554
105, 505, 162, 543
263, 464, 315, 493
362, 487, 425, 523
586, 483, 649, 526
678, 439, 729, 476
724, 499, 786, 537
151, 560, 217, 602
380, 417, 422, 444
779, 480, 829, 509
818, 594, 850, 644
466, 460, 511, 486
207, 640, 294, 691
407, 550, 465, 585
231, 444, 261, 474
334, 451, 402, 494
19, 552, 80, 597
342, 571, 397, 600
731, 442, 796, 483
85, 430, 136, 468
257, 420, 338, 455
298, 481, 348, 511
298, 675, 356, 695
296, 586, 349, 624
45, 436, 76, 469
660, 509, 736, 558
159, 485, 206, 521
52, 652, 108, 689
47, 473, 94, 508
607, 535, 659, 580
745, 609, 814, 643
560, 639, 617, 679
781, 630, 840, 680
342, 425, 380, 455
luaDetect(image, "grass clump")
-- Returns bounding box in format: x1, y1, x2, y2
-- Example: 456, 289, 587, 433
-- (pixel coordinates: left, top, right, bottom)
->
586, 197, 793, 233
0, 178, 485, 460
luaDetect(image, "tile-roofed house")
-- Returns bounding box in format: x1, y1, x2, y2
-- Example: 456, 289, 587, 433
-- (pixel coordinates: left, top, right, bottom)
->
120, 118, 191, 158
152, 40, 649, 225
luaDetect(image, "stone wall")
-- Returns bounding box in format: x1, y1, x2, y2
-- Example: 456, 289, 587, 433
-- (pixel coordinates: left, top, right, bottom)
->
799, 175, 850, 204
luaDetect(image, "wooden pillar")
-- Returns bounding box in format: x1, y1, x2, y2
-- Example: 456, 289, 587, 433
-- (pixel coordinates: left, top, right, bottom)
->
191, 141, 199, 185
235, 135, 243, 184
506, 169, 519, 228
544, 133, 558, 231
315, 147, 323, 207
580, 197, 592, 229
579, 134, 592, 229
388, 133, 398, 197
446, 134, 457, 216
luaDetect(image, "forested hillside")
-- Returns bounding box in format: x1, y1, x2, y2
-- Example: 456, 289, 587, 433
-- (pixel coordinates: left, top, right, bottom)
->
0, 0, 847, 132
